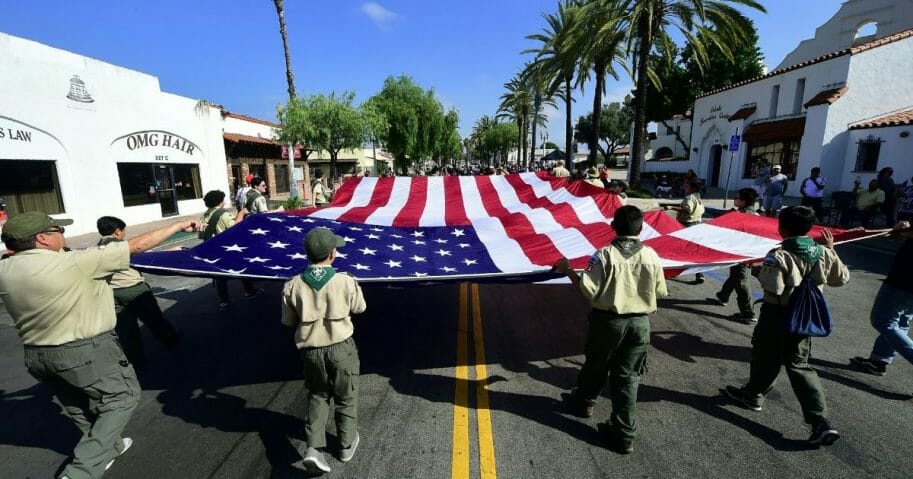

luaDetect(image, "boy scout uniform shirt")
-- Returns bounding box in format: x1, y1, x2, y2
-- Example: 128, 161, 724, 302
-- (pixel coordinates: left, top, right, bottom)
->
281, 270, 367, 349
758, 246, 850, 305
98, 236, 144, 289
578, 238, 669, 314
677, 193, 704, 225
0, 241, 130, 346
202, 208, 235, 235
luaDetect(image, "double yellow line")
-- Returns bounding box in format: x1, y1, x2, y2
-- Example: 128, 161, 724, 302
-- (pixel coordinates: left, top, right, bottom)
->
452, 283, 497, 479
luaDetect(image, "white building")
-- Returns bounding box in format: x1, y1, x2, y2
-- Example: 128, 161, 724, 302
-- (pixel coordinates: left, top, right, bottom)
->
0, 32, 230, 238
686, 0, 913, 194
645, 115, 693, 170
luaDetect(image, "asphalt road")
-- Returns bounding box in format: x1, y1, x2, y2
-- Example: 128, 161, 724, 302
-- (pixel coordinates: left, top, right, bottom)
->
1, 239, 911, 479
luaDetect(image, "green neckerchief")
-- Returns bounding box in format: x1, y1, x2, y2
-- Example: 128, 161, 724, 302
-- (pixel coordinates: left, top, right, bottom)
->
611, 235, 643, 259
301, 265, 336, 291
782, 236, 823, 265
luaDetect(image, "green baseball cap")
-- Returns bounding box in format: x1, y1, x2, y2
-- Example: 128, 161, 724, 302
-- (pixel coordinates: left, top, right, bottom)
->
304, 227, 345, 260
1, 211, 73, 240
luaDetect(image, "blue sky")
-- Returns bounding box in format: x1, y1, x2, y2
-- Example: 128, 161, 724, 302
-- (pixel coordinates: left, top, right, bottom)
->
1, 1, 839, 143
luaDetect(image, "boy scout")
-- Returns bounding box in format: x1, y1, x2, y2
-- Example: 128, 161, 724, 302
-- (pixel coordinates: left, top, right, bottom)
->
0, 211, 195, 479
97, 216, 181, 368
200, 190, 262, 309
666, 178, 706, 283
710, 188, 760, 322
281, 227, 367, 474
723, 206, 850, 446
555, 205, 668, 454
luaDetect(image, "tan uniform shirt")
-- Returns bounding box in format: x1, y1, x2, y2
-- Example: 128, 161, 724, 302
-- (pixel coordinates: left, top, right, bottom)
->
578, 238, 669, 314
99, 236, 144, 289
677, 193, 705, 225
313, 182, 328, 205
0, 241, 130, 345
281, 270, 367, 349
201, 208, 235, 235
758, 247, 850, 305
552, 166, 570, 178
585, 178, 603, 188
249, 195, 269, 214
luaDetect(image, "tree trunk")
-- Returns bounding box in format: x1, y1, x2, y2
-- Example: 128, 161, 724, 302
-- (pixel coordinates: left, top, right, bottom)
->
660, 119, 690, 156
530, 93, 542, 167
272, 0, 296, 101
630, 25, 652, 190
565, 75, 573, 167
589, 60, 606, 169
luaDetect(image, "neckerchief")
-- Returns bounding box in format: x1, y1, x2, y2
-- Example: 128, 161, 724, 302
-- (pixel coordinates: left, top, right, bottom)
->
301, 266, 336, 291
782, 236, 822, 265
611, 236, 643, 259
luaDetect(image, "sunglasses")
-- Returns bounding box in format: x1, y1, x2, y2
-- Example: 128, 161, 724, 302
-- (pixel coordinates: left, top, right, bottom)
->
42, 226, 65, 235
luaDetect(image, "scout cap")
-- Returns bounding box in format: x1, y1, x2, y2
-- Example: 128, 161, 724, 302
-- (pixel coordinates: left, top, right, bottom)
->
305, 227, 345, 260
1, 211, 73, 240
612, 179, 629, 191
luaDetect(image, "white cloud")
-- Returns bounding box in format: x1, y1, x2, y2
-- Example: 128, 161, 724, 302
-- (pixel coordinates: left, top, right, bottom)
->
361, 2, 398, 31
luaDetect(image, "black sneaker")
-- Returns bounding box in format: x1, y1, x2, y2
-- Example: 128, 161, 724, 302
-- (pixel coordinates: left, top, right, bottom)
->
722, 385, 762, 411
850, 356, 887, 376
730, 312, 757, 324
709, 293, 728, 306
561, 392, 594, 418
808, 421, 840, 446
597, 422, 633, 454
694, 274, 705, 285
244, 289, 264, 300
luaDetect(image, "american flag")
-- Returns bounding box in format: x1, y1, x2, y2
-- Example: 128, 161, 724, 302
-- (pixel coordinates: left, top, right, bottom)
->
131, 173, 876, 283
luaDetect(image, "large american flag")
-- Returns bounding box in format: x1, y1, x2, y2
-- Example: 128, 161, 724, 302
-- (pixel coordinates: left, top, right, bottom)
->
131, 173, 875, 283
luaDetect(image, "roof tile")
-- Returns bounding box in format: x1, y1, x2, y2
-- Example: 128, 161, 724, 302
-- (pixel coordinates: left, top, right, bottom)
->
849, 108, 913, 130
804, 87, 848, 108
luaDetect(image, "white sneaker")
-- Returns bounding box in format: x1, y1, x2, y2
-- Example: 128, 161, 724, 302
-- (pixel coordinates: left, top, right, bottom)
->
105, 437, 133, 471
340, 432, 360, 462
302, 447, 331, 474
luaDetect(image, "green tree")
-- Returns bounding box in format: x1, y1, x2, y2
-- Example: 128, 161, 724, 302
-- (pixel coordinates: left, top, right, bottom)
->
573, 101, 632, 165
623, 0, 766, 188
484, 121, 520, 166
498, 75, 532, 167
520, 61, 558, 166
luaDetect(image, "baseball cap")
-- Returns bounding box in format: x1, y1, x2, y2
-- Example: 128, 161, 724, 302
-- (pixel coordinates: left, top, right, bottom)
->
771, 164, 782, 170
304, 227, 345, 260
1, 211, 73, 240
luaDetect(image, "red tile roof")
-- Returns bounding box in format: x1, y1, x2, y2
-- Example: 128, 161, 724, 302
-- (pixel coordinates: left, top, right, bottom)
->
223, 133, 281, 146
224, 112, 280, 128
850, 108, 913, 130
804, 87, 848, 108
728, 106, 757, 122
697, 28, 913, 99
743, 117, 807, 143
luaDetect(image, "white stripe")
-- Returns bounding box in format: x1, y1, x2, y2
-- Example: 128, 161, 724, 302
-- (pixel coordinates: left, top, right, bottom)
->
670, 223, 779, 259
518, 174, 607, 225
460, 176, 536, 272
308, 177, 380, 220
419, 176, 446, 227
365, 176, 413, 226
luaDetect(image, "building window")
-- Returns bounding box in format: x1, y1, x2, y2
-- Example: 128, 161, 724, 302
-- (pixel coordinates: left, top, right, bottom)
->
655, 147, 674, 159
854, 137, 881, 172
743, 140, 801, 180
793, 78, 806, 114
117, 163, 202, 207
274, 164, 290, 194
0, 160, 65, 216
769, 85, 780, 117
666, 125, 674, 135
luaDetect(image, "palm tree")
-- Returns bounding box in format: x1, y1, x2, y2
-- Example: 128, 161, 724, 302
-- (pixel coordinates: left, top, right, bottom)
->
526, 1, 582, 168
520, 61, 559, 166
497, 75, 532, 167
625, 0, 765, 188
574, 0, 627, 167
272, 0, 296, 101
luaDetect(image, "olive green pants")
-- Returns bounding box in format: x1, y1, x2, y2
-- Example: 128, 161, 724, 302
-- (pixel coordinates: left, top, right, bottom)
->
744, 303, 828, 425
24, 331, 140, 479
719, 264, 754, 315
574, 310, 650, 442
301, 337, 360, 449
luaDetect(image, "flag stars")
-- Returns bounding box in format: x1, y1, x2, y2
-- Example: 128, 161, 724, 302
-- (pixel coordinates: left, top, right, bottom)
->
413, 272, 429, 277
370, 227, 384, 232
359, 247, 377, 255
288, 252, 308, 260
353, 263, 371, 270
366, 234, 380, 239
410, 255, 427, 262
268, 265, 292, 270
435, 249, 452, 257
267, 217, 286, 222
287, 226, 303, 233
440, 266, 457, 272
462, 258, 477, 266
411, 231, 425, 237
335, 252, 347, 259
412, 240, 426, 245
249, 228, 269, 235
348, 226, 364, 231
343, 236, 356, 243
222, 244, 247, 252
245, 257, 270, 263
384, 260, 402, 268
433, 239, 448, 244
451, 229, 466, 237
388, 244, 404, 251
457, 243, 471, 249
268, 241, 290, 249
390, 234, 404, 238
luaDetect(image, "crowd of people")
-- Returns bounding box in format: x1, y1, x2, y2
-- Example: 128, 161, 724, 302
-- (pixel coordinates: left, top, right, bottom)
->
1, 165, 912, 476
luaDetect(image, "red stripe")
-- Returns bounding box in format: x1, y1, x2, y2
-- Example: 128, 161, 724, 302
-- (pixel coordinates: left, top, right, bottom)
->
644, 235, 748, 265
336, 177, 395, 223
328, 176, 361, 206
644, 211, 685, 235
443, 176, 470, 226
504, 175, 586, 228
392, 176, 428, 227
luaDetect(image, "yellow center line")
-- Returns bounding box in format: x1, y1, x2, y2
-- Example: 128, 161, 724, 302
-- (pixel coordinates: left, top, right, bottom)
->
451, 283, 470, 479
472, 283, 497, 479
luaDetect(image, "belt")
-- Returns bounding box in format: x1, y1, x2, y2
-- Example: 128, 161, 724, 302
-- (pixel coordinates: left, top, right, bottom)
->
24, 330, 117, 350
591, 309, 648, 319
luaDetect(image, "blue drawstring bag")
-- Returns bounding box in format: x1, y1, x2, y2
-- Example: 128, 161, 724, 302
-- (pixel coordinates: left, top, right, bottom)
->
782, 265, 833, 337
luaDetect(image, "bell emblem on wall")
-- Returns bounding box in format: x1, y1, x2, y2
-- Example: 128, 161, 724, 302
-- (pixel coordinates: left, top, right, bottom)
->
66, 75, 94, 103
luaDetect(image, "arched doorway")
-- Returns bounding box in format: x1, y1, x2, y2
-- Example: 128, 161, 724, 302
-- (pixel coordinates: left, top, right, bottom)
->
709, 145, 723, 187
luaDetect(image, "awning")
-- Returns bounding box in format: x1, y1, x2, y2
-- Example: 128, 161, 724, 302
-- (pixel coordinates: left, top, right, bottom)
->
743, 117, 806, 143
223, 133, 280, 146
804, 87, 847, 108
728, 106, 756, 122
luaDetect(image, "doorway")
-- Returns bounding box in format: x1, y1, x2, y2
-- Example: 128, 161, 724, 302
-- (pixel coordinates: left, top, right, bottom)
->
155, 165, 178, 217
709, 145, 723, 187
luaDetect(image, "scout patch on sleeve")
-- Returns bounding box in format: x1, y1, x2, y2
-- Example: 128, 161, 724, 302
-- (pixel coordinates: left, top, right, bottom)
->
762, 253, 778, 267
584, 254, 600, 272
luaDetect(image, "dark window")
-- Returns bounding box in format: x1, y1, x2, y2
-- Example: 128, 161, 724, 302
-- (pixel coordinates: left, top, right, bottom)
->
117, 163, 158, 207
854, 138, 881, 172
274, 164, 290, 194
0, 160, 65, 215
743, 140, 801, 180
666, 125, 674, 135
655, 147, 674, 159
172, 164, 202, 200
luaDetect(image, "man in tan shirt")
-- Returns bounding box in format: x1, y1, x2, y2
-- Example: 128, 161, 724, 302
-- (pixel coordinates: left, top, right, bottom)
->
282, 227, 366, 474
0, 211, 195, 479
552, 160, 570, 178
554, 205, 668, 454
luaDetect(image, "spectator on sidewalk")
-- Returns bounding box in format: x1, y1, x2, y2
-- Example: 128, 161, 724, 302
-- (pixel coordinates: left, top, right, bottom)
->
282, 227, 367, 474
842, 179, 884, 228
555, 205, 668, 454
234, 174, 253, 210
96, 216, 181, 368
552, 160, 570, 178
200, 190, 262, 310
0, 211, 196, 479
851, 220, 913, 376
877, 167, 898, 227
762, 164, 789, 218
710, 188, 760, 322
800, 167, 826, 222
723, 206, 850, 447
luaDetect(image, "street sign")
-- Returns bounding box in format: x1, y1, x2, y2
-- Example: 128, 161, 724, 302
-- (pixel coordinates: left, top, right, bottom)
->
281, 145, 303, 159
729, 134, 741, 152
